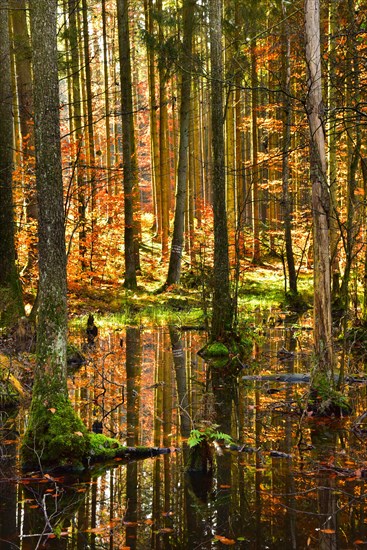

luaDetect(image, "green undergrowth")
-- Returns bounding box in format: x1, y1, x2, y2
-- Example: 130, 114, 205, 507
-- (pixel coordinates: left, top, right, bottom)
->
67, 261, 313, 330
237, 266, 312, 318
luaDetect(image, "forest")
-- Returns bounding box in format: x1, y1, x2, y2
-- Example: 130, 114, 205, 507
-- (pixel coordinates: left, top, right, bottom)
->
1, 0, 367, 547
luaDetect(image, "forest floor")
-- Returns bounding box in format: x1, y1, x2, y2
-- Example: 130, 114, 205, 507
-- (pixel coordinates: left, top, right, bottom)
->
66, 259, 314, 330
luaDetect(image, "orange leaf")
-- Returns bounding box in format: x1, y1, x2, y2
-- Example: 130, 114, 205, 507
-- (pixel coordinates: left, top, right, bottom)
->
74, 431, 84, 437
49, 408, 56, 414
320, 529, 335, 534
159, 528, 174, 533
215, 535, 236, 545
85, 527, 107, 534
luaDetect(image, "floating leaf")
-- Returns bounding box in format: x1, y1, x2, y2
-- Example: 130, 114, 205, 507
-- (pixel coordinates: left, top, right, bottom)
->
319, 529, 335, 534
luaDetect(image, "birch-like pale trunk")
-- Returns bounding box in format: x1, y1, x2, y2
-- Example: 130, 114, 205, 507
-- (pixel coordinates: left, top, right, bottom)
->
304, 0, 334, 375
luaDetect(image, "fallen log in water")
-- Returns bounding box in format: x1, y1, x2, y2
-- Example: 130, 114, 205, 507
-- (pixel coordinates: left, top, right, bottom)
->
242, 373, 367, 384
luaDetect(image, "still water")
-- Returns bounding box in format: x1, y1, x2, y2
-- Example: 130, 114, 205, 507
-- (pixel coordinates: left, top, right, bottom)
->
1, 323, 367, 549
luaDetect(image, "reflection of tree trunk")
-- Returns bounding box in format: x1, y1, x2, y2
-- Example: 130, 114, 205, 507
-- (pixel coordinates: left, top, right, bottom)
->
126, 327, 141, 446
125, 462, 138, 550
169, 327, 191, 437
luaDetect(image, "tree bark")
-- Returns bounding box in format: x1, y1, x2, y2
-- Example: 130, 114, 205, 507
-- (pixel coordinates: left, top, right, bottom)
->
0, 0, 24, 326
281, 0, 297, 296
209, 0, 233, 340
22, 0, 89, 468
166, 0, 196, 286
117, 0, 138, 289
304, 0, 334, 374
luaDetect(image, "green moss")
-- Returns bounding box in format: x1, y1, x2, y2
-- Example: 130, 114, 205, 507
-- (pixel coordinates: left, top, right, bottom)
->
87, 433, 124, 461
205, 342, 230, 357
21, 393, 90, 469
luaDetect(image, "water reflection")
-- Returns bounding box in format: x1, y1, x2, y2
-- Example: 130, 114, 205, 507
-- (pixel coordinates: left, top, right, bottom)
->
2, 325, 367, 547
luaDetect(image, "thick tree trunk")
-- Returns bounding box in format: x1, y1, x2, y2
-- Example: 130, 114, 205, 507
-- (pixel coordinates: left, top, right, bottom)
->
22, 0, 89, 468
304, 0, 334, 374
0, 1, 24, 326
166, 0, 196, 286
209, 0, 233, 340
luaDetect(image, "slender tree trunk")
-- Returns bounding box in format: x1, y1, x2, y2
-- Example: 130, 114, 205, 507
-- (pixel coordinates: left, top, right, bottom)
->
11, 0, 37, 281
328, 0, 340, 299
117, 0, 138, 289
251, 41, 261, 264
209, 0, 233, 340
144, 0, 160, 234
68, 0, 87, 269
304, 0, 334, 374
166, 0, 196, 286
81, 0, 97, 273
281, 1, 297, 296
339, 0, 362, 313
0, 0, 24, 326
101, 0, 112, 196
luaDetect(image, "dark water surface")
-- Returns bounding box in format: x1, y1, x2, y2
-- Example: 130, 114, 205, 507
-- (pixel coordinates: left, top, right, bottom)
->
1, 323, 367, 549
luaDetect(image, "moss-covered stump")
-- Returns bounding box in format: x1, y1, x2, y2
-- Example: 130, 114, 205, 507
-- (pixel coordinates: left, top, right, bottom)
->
21, 394, 91, 470
21, 401, 176, 472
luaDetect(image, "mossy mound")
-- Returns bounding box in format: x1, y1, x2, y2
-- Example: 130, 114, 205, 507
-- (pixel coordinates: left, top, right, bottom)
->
21, 394, 91, 470
204, 342, 230, 357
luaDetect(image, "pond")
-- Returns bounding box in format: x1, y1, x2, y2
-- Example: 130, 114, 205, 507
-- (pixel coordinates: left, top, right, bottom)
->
1, 322, 367, 549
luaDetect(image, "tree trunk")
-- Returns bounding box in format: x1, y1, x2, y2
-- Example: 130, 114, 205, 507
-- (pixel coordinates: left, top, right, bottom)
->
117, 0, 138, 289
81, 0, 97, 273
304, 0, 334, 374
281, 0, 297, 296
209, 0, 233, 340
166, 0, 196, 286
0, 0, 24, 326
11, 0, 38, 282
251, 40, 261, 264
22, 0, 89, 468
